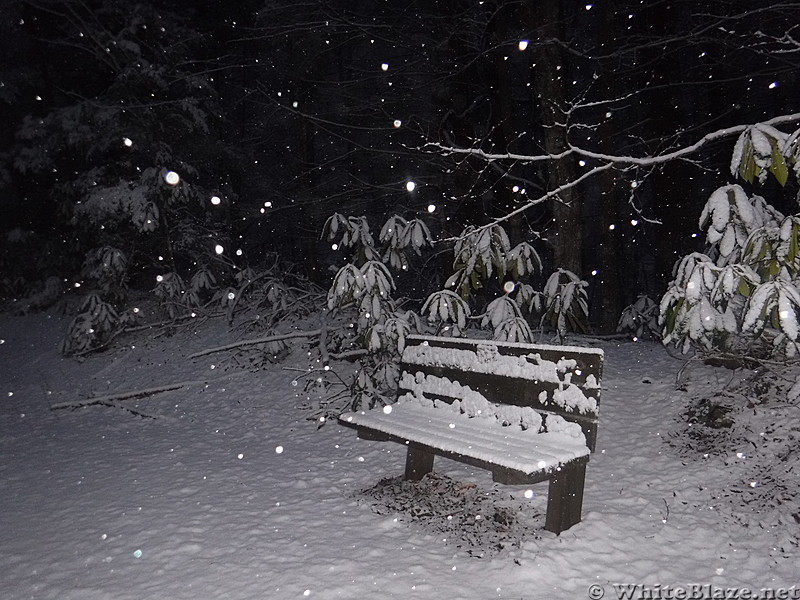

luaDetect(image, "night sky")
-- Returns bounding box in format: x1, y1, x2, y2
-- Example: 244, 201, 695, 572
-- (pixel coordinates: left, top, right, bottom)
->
0, 0, 798, 332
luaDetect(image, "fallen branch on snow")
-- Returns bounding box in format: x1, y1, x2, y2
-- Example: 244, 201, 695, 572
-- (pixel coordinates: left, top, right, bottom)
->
50, 370, 257, 414
50, 382, 189, 411
187, 329, 323, 359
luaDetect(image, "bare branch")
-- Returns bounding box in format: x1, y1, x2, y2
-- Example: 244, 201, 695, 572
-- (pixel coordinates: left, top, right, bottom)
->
571, 113, 800, 166
437, 162, 615, 243
430, 113, 800, 170
425, 143, 572, 164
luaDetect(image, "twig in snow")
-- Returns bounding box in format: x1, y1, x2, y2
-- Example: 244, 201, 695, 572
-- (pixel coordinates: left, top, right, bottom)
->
101, 401, 160, 419
318, 314, 330, 368
330, 348, 369, 361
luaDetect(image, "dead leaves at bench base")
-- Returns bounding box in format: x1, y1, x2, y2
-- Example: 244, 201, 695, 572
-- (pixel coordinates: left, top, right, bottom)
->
358, 473, 542, 558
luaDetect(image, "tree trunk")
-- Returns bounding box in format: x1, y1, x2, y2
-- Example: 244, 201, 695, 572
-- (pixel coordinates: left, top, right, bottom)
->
526, 0, 582, 275
592, 3, 625, 333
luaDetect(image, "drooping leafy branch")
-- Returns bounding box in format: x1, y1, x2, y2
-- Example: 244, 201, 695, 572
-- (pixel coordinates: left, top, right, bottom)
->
660, 122, 800, 358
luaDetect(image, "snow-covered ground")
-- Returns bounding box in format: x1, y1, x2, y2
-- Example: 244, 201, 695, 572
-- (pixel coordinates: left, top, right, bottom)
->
1, 311, 796, 600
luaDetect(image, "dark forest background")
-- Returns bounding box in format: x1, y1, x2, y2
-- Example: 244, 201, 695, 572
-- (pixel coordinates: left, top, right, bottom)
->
0, 0, 798, 337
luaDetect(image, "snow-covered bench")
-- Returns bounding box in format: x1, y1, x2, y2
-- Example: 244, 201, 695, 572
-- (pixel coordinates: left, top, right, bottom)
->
339, 334, 604, 534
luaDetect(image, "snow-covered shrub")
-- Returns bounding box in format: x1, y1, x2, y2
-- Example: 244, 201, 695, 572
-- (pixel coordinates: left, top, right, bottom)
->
514, 282, 545, 316
323, 213, 381, 265
58, 245, 138, 354
421, 290, 471, 336
379, 216, 432, 271
537, 269, 589, 342
82, 246, 128, 301
324, 212, 431, 341
447, 225, 513, 299
322, 213, 432, 411
327, 260, 395, 332
232, 262, 324, 336
660, 254, 743, 353
660, 122, 800, 358
506, 241, 543, 279
153, 272, 187, 320
364, 311, 420, 354
698, 185, 782, 267
741, 275, 800, 343
434, 225, 543, 341
188, 267, 216, 305
617, 295, 660, 339
59, 292, 138, 356
423, 223, 588, 343
481, 295, 522, 331
494, 316, 534, 343
445, 225, 542, 302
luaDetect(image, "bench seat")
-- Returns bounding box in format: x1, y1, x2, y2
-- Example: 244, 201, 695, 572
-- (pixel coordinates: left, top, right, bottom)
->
341, 403, 589, 477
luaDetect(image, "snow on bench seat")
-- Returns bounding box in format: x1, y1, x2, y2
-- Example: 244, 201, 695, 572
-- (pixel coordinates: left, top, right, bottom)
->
341, 403, 590, 475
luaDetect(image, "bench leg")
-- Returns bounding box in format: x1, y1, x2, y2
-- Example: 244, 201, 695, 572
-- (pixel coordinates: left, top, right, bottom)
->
404, 443, 434, 481
544, 460, 587, 534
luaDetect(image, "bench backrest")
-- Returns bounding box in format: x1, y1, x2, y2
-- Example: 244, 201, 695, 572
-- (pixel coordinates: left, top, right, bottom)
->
398, 335, 604, 451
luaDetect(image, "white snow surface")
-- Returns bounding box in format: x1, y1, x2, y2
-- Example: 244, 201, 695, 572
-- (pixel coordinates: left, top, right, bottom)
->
0, 312, 796, 599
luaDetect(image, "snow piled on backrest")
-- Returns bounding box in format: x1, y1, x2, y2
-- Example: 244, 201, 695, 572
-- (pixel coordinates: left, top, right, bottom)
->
556, 358, 577, 373
398, 371, 543, 432
544, 415, 585, 441
403, 343, 561, 382
402, 341, 598, 415
552, 385, 597, 415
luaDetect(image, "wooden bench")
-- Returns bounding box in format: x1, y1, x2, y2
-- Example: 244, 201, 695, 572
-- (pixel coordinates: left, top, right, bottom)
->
339, 334, 604, 534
